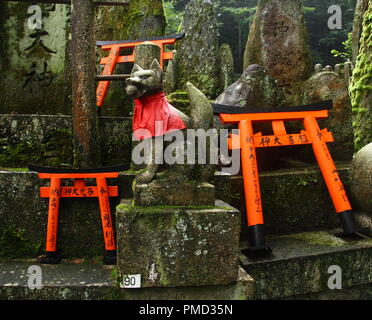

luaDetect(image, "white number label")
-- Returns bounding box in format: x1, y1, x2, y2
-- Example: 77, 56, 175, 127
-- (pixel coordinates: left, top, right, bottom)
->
120, 274, 141, 289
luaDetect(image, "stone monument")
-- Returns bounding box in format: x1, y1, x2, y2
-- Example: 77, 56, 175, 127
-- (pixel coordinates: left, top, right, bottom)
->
174, 0, 220, 98
115, 42, 241, 288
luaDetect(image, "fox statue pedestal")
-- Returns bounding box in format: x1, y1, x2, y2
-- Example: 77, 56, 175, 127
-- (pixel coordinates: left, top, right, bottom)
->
115, 199, 240, 288
134, 181, 215, 207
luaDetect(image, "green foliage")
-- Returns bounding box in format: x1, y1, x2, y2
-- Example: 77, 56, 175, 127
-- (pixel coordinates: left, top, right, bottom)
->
164, 1, 183, 34
165, 0, 357, 72
331, 32, 353, 61
349, 8, 372, 151
303, 0, 357, 65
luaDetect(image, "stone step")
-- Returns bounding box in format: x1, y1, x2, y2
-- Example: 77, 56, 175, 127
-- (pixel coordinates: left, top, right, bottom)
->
239, 229, 372, 300
1, 228, 370, 300
0, 261, 253, 300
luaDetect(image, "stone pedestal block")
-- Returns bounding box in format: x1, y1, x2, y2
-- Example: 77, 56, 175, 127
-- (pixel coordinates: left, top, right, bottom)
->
134, 182, 215, 206
116, 200, 240, 288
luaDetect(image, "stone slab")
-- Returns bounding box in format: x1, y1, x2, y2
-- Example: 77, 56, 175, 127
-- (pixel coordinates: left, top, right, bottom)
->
0, 261, 254, 300
6, 1, 130, 5
240, 230, 372, 299
116, 200, 241, 288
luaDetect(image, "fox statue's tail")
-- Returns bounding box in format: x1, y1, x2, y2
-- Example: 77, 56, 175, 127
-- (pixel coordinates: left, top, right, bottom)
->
186, 82, 214, 130
185, 82, 216, 182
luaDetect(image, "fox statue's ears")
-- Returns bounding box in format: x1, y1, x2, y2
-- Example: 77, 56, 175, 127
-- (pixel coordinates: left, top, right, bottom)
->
131, 60, 162, 76
131, 64, 144, 74
150, 59, 162, 76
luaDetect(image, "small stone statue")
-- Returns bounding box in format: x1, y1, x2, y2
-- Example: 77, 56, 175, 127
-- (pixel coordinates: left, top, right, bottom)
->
125, 58, 216, 206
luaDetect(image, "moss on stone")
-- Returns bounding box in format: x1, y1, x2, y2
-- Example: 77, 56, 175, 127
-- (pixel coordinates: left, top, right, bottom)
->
0, 128, 73, 168
116, 199, 240, 288
175, 0, 221, 99
167, 91, 189, 100
167, 94, 190, 115
349, 6, 372, 151
0, 228, 42, 259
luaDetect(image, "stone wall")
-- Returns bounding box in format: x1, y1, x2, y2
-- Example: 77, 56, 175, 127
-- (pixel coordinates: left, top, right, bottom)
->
0, 114, 132, 168
0, 165, 357, 259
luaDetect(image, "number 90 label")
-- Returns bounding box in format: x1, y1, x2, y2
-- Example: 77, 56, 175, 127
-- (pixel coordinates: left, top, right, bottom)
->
120, 274, 141, 289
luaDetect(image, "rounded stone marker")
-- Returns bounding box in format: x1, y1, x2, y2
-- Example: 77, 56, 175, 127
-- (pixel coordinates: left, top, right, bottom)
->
134, 41, 161, 69
350, 143, 372, 213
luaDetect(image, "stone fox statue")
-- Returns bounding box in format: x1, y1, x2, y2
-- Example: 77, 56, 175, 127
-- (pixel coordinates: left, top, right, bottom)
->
125, 58, 215, 184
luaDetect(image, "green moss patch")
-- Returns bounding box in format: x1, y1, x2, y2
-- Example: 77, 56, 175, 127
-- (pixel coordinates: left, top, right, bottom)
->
0, 228, 42, 259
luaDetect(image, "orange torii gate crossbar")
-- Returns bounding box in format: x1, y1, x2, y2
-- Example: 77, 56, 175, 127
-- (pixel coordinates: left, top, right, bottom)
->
96, 33, 185, 109
213, 100, 358, 255
28, 164, 126, 265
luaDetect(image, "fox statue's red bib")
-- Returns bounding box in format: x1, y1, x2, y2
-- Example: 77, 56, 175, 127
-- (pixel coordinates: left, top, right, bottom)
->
133, 92, 186, 140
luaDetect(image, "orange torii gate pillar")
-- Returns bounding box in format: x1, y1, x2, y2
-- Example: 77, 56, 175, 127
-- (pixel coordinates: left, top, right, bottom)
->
213, 100, 358, 256
29, 165, 126, 265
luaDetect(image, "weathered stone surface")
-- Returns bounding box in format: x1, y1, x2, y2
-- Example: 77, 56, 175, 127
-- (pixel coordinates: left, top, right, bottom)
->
0, 166, 358, 259
175, 0, 220, 98
96, 0, 166, 41
243, 0, 312, 88
352, 0, 370, 64
133, 41, 161, 70
350, 143, 372, 213
219, 43, 235, 90
354, 212, 372, 237
222, 165, 353, 237
0, 114, 133, 168
215, 64, 286, 170
0, 2, 71, 114
187, 81, 214, 129
285, 283, 372, 300
116, 199, 240, 288
134, 182, 215, 207
240, 230, 372, 299
0, 262, 117, 300
301, 71, 354, 161
349, 2, 372, 151
99, 116, 133, 166
0, 262, 254, 300
215, 64, 285, 109
164, 50, 177, 94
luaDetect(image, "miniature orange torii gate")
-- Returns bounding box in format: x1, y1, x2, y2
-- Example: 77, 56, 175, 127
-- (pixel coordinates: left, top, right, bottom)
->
213, 100, 358, 255
96, 33, 184, 109
28, 165, 126, 264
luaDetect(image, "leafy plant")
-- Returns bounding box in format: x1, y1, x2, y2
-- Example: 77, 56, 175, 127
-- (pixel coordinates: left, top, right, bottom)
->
331, 32, 353, 61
